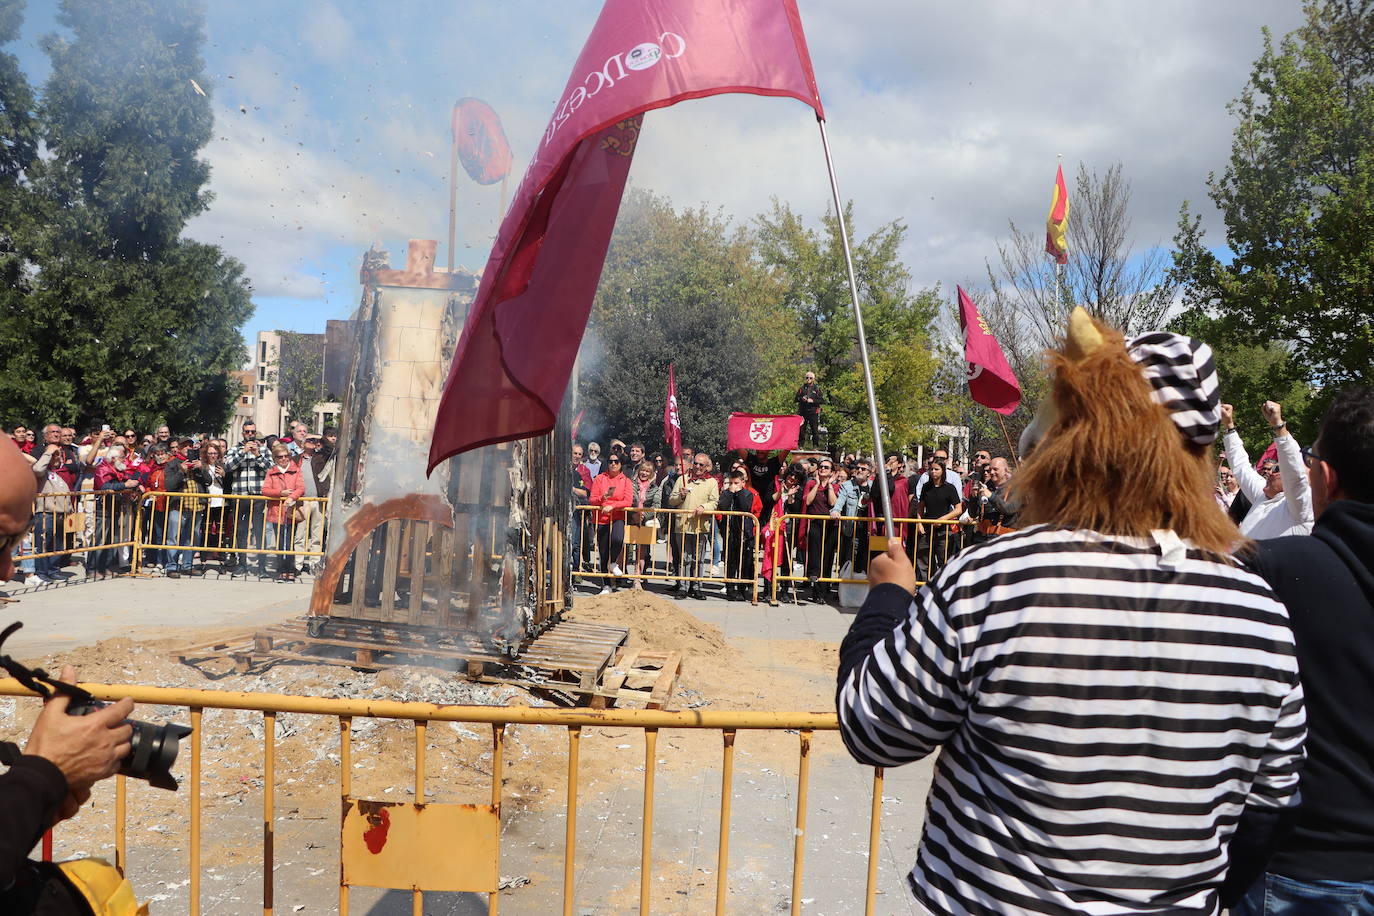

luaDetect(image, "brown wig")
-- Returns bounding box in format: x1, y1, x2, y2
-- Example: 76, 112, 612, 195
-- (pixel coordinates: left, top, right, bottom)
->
1009, 314, 1241, 557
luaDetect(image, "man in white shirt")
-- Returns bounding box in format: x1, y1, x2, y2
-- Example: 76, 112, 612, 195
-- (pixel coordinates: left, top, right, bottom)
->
1221, 400, 1314, 538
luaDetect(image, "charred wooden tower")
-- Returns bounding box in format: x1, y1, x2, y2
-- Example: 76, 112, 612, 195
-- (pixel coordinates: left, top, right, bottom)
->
309, 239, 573, 658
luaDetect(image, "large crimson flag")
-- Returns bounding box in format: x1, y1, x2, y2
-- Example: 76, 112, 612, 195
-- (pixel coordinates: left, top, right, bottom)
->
958, 286, 1021, 416
663, 363, 682, 458
726, 413, 803, 451
1045, 163, 1069, 264
428, 0, 825, 471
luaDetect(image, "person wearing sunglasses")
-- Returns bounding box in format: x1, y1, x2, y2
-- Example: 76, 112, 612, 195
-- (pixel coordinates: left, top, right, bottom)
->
1220, 400, 1314, 538
667, 452, 719, 599
1229, 386, 1374, 914
588, 454, 632, 594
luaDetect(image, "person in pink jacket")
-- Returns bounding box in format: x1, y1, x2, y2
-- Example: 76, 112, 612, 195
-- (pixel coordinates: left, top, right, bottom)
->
261, 444, 305, 581
588, 454, 632, 594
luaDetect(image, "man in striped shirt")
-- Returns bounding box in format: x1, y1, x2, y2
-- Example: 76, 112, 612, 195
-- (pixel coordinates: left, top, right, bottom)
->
837, 312, 1306, 915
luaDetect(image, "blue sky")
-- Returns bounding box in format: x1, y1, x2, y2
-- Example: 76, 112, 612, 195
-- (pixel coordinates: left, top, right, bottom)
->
10, 1, 1306, 353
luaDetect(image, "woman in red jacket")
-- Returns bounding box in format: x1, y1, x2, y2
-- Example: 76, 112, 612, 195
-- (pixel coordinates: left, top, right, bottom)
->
588, 454, 632, 594
262, 443, 305, 581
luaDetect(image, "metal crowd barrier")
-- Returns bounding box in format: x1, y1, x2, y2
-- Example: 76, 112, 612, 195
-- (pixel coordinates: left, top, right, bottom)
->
0, 679, 890, 916
14, 490, 138, 571
7, 490, 330, 580
572, 505, 763, 602
768, 514, 964, 602
132, 492, 329, 576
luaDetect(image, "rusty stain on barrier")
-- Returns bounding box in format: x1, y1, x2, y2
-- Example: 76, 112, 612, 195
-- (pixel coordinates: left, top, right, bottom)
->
341, 798, 499, 893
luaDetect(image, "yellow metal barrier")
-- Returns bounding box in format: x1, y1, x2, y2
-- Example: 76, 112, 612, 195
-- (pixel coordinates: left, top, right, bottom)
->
132, 492, 329, 577
0, 679, 888, 915
572, 505, 763, 602
768, 513, 964, 603
15, 490, 137, 577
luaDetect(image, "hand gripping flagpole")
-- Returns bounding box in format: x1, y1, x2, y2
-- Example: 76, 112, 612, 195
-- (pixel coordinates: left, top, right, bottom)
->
816, 117, 896, 539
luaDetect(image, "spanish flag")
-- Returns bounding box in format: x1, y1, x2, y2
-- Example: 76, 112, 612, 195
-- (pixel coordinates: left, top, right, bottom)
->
1045, 163, 1069, 264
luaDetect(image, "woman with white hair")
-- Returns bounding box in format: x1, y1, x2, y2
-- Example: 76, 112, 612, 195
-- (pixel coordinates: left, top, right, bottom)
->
88, 444, 139, 579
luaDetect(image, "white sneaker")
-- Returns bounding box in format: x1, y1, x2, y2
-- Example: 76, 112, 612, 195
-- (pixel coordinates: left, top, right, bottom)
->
598, 586, 613, 596
609, 563, 624, 577
24, 575, 42, 587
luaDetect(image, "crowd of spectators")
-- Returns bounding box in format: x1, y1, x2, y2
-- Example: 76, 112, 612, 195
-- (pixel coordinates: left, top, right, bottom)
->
569, 436, 1017, 604
2, 419, 338, 585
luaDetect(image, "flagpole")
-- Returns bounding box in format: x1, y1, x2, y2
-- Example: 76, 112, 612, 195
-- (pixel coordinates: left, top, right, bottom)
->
815, 117, 895, 539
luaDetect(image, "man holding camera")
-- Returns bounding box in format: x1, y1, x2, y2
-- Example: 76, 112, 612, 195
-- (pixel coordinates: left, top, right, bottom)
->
969, 456, 1017, 544
0, 435, 134, 910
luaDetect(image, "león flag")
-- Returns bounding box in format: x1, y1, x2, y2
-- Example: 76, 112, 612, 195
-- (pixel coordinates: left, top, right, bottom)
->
726, 413, 803, 452
958, 286, 1021, 416
1045, 163, 1069, 264
428, 0, 825, 471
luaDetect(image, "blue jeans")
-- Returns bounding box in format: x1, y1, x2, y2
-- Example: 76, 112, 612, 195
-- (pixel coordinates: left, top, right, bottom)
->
33, 512, 61, 579
1234, 873, 1374, 915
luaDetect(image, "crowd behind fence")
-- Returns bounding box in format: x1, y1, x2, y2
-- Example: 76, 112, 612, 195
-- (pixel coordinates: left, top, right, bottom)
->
12, 491, 329, 581
13, 494, 972, 598
572, 505, 967, 603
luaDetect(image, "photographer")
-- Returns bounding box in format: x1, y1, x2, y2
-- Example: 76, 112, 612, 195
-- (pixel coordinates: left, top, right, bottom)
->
0, 436, 134, 908
969, 456, 1017, 544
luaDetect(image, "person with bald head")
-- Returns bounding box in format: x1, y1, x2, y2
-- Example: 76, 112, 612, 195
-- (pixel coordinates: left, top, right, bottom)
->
969, 456, 1017, 545
0, 436, 137, 906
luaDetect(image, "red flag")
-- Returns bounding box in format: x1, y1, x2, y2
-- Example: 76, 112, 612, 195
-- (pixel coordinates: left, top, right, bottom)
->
727, 413, 803, 451
452, 98, 513, 186
428, 0, 825, 472
663, 363, 682, 458
958, 286, 1021, 416
1255, 441, 1278, 471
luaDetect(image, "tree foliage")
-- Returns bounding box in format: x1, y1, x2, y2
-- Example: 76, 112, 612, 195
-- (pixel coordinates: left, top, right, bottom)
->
273, 331, 326, 424
990, 162, 1179, 350
754, 200, 946, 453
1171, 0, 1374, 403
0, 0, 253, 432
578, 188, 795, 455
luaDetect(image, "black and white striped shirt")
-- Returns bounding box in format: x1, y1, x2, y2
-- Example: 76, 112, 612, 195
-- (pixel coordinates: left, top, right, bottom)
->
837, 526, 1305, 915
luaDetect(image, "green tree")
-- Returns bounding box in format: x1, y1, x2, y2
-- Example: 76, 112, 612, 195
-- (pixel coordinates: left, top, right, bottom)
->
1171, 1, 1374, 397
579, 188, 795, 455
754, 200, 945, 453
0, 0, 253, 432
272, 331, 326, 425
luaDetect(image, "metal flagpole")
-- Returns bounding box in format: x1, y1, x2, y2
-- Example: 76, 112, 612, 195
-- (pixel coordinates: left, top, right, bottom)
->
815, 117, 895, 539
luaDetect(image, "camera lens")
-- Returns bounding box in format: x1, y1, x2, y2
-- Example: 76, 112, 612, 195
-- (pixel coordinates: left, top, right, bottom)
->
68, 700, 192, 791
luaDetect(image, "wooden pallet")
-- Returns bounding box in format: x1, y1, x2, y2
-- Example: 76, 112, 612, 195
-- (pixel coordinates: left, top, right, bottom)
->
587, 648, 682, 710
171, 615, 652, 703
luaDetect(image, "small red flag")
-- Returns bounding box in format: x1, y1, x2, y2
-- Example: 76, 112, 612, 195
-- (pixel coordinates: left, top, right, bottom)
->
958, 286, 1021, 416
663, 363, 682, 458
428, 0, 825, 472
1255, 441, 1278, 471
452, 98, 513, 186
726, 413, 803, 451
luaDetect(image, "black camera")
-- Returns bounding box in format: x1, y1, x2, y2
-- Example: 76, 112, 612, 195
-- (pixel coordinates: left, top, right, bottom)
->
0, 622, 191, 791
66, 699, 191, 791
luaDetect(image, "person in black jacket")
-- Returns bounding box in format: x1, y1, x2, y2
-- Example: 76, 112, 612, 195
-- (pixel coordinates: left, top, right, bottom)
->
795, 371, 823, 448
717, 469, 757, 601
0, 436, 134, 912
1227, 386, 1374, 913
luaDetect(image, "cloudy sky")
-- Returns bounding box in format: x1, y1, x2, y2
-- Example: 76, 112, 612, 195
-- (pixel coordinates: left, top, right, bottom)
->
12, 1, 1306, 347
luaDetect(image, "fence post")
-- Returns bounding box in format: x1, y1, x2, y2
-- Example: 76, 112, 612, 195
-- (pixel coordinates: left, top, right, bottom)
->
132, 498, 144, 576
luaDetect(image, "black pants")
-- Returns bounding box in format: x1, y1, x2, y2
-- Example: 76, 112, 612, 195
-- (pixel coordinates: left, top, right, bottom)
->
805, 519, 837, 580
596, 520, 625, 576
800, 412, 820, 448
916, 527, 962, 581
723, 520, 755, 584
837, 524, 870, 575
